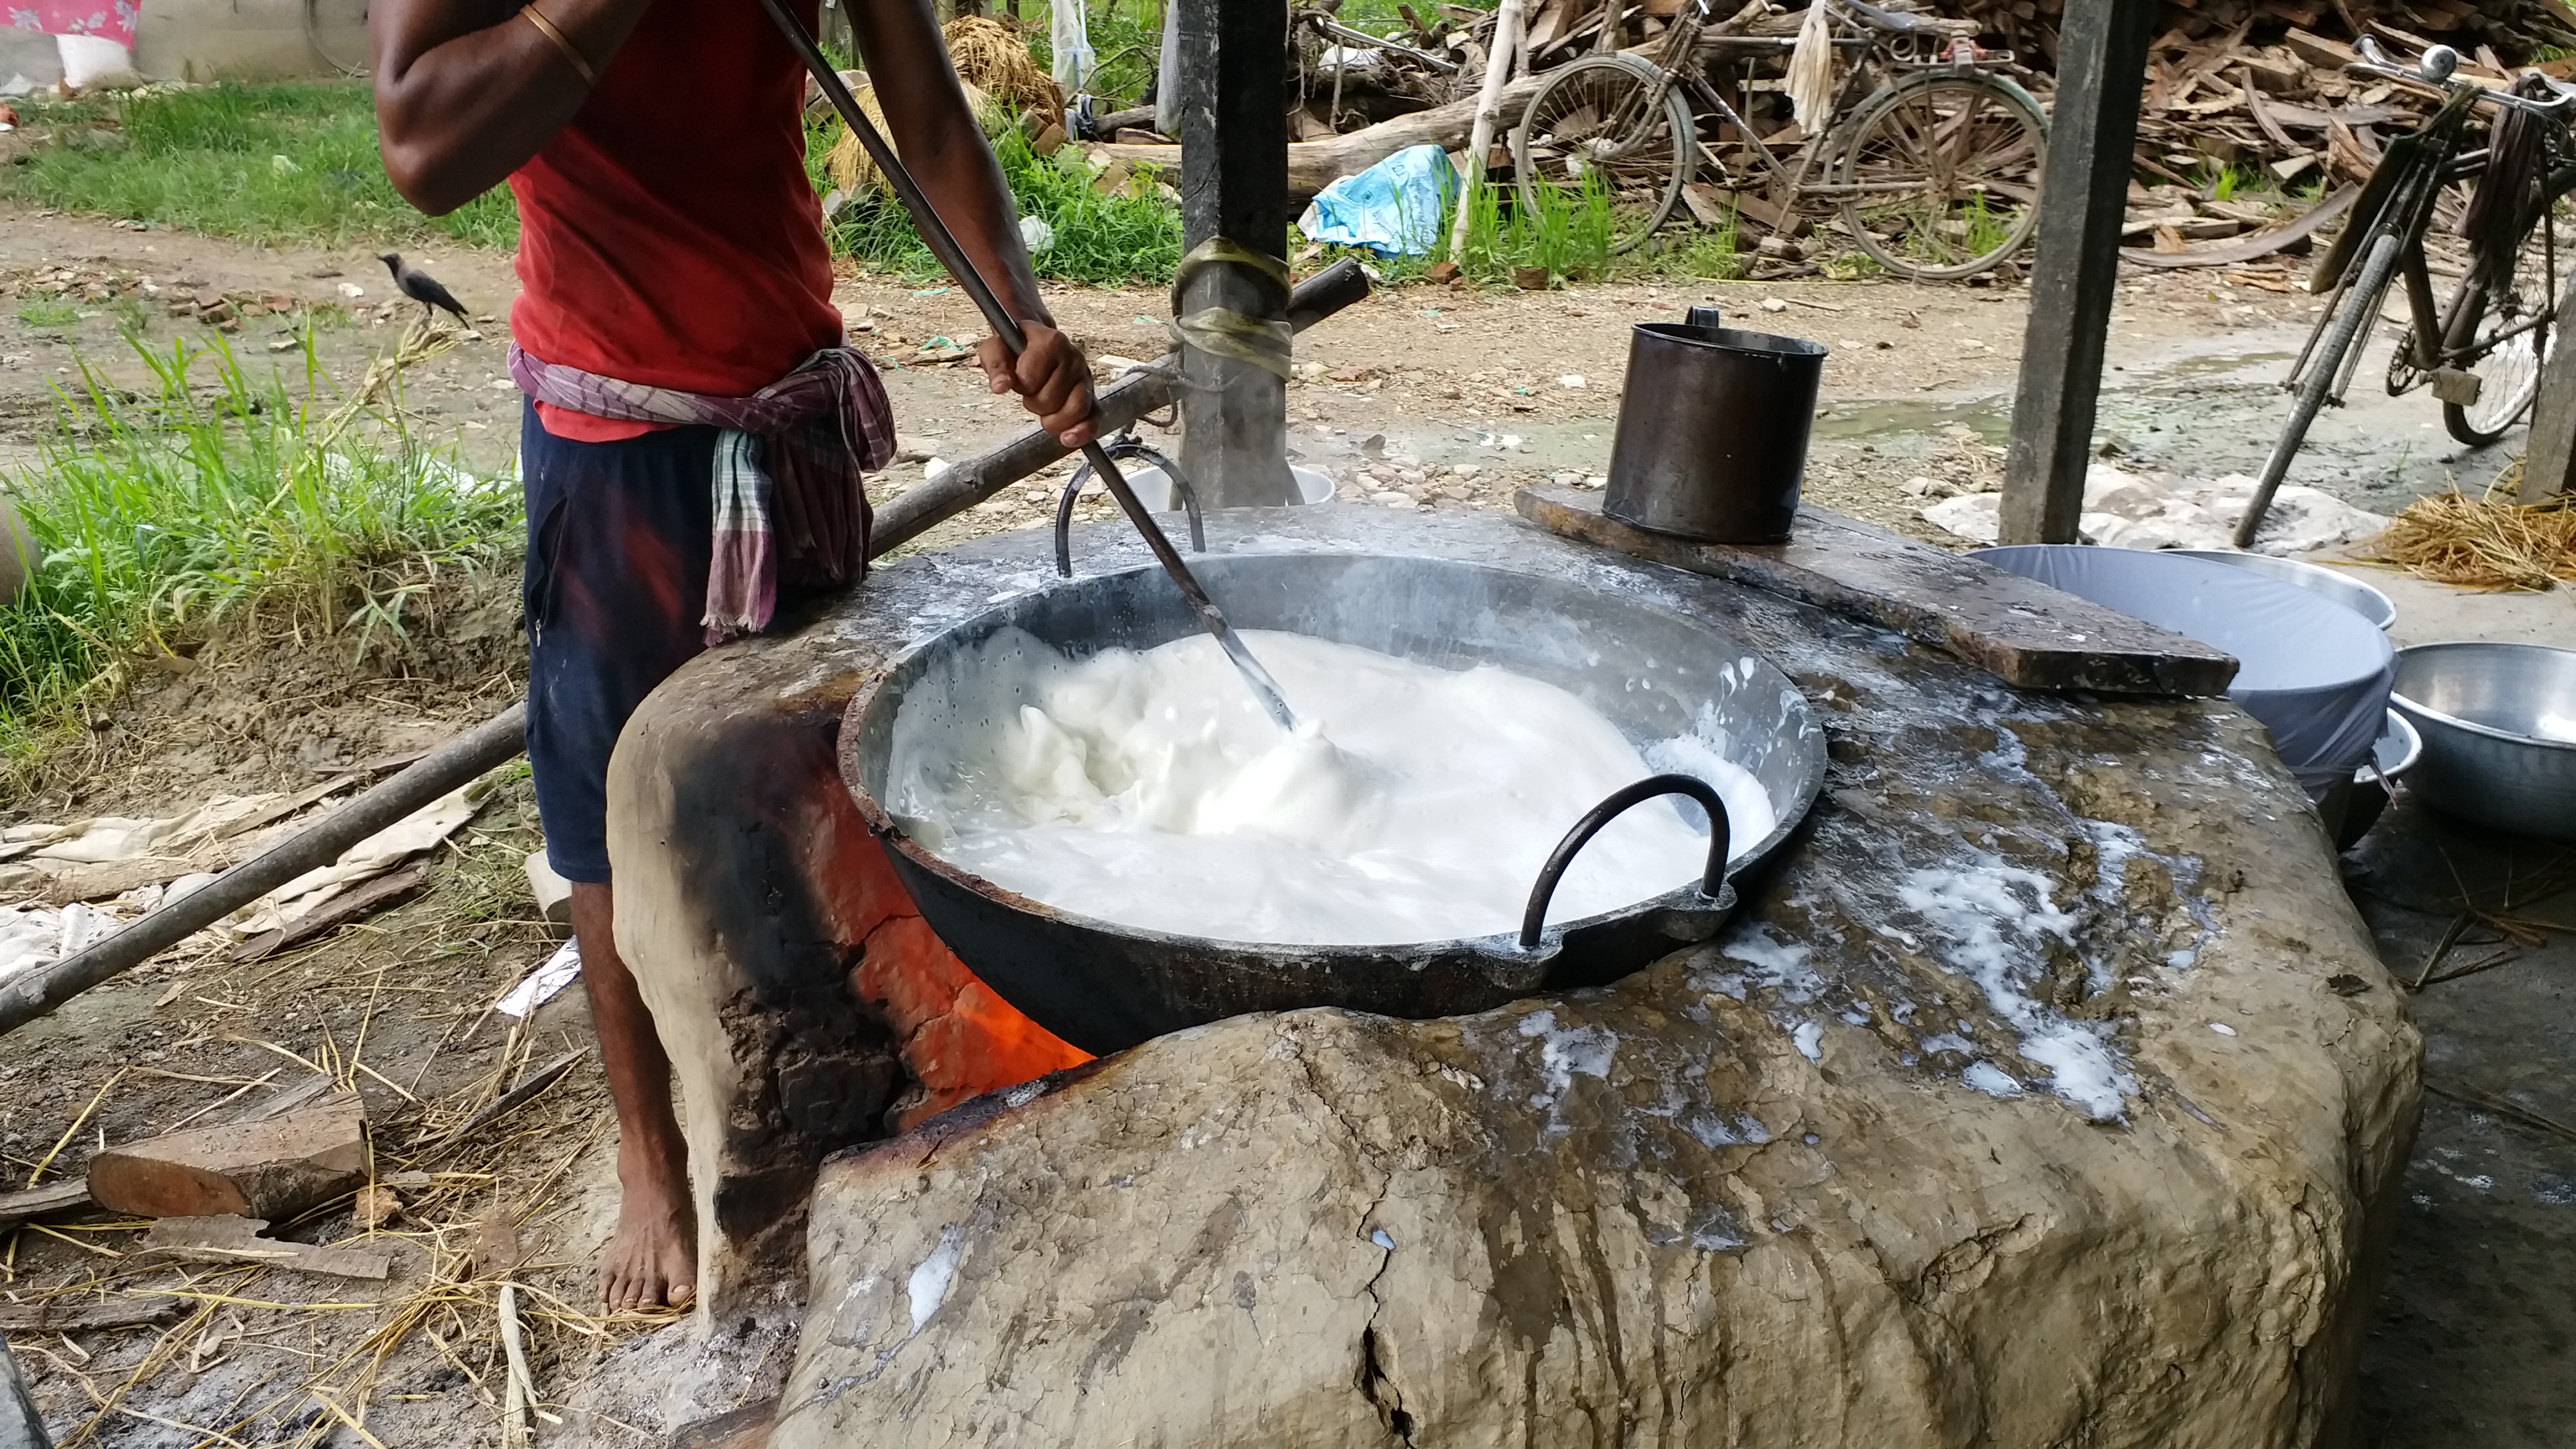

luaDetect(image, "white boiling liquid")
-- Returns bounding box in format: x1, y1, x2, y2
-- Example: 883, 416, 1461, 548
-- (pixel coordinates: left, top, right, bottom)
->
891, 629, 1778, 946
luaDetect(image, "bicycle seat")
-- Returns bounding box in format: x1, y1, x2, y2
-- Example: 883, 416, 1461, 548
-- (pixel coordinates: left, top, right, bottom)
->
1836, 0, 1926, 33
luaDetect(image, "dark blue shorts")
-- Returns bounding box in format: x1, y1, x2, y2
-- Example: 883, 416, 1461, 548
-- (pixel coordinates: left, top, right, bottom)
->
520, 403, 719, 884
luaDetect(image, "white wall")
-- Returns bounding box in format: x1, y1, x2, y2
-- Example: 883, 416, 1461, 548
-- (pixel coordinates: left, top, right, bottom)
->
131, 0, 371, 82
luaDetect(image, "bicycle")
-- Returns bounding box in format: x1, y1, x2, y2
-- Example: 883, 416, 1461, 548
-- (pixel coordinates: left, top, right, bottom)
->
1509, 0, 2048, 280
2239, 36, 2576, 547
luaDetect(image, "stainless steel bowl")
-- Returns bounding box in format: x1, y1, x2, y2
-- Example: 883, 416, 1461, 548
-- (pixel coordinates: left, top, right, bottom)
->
2322, 709, 2423, 850
2390, 642, 2576, 840
2168, 550, 2397, 632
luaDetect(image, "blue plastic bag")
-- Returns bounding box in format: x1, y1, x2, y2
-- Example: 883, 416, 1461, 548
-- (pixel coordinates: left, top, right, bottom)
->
1298, 144, 1460, 257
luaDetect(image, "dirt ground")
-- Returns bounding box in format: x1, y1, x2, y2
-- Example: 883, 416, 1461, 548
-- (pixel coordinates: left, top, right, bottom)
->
3, 202, 2572, 1445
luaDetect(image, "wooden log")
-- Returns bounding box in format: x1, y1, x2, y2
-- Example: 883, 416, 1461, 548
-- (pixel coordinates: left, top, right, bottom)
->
86, 1091, 367, 1222
1513, 486, 2239, 696
1098, 74, 1552, 199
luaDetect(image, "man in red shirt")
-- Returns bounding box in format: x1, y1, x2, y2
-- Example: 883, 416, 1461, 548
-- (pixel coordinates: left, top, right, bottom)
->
372, 0, 1092, 1310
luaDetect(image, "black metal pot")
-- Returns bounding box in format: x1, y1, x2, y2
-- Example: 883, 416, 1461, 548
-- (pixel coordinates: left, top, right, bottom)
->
837, 552, 1823, 1055
1604, 322, 1828, 544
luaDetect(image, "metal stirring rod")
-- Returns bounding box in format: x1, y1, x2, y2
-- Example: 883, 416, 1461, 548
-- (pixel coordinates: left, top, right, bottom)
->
755, 0, 1301, 733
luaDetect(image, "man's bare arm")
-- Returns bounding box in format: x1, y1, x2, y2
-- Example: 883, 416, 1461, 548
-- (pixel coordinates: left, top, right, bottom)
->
851, 0, 1095, 443
371, 0, 655, 215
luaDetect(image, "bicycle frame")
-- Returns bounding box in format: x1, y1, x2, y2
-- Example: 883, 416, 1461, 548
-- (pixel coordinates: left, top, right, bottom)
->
2294, 50, 2576, 407
1612, 0, 2000, 207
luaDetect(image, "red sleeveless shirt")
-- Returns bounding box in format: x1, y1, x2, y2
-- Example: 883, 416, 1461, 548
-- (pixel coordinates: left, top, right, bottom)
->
508, 0, 844, 442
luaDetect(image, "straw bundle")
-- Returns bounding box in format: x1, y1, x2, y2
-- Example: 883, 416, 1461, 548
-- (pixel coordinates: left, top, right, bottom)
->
2364, 484, 2576, 590
825, 78, 1001, 196
943, 15, 1062, 127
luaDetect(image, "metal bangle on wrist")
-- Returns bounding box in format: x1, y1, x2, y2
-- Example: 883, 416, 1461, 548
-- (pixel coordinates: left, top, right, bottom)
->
522, 3, 597, 87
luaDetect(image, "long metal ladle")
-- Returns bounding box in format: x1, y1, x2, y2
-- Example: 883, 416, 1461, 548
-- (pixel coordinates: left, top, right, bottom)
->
755, 0, 1300, 732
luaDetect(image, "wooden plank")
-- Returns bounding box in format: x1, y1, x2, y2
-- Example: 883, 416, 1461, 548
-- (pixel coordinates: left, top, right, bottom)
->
139, 1215, 394, 1281
0, 1181, 92, 1229
225, 860, 435, 964
40, 856, 223, 907
2001, 0, 2156, 546
0, 1298, 185, 1334
2120, 185, 2354, 270
2518, 299, 2576, 501
1513, 486, 2239, 696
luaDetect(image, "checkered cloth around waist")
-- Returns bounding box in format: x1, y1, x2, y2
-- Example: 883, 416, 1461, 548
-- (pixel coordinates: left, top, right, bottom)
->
509, 344, 896, 641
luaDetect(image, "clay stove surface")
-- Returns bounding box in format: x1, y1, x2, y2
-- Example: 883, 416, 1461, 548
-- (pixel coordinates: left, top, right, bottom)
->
601, 506, 2416, 1447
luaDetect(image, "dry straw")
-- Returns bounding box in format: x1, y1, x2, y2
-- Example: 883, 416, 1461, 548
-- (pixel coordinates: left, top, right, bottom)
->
824, 17, 1055, 196
941, 16, 1063, 123
2362, 476, 2576, 591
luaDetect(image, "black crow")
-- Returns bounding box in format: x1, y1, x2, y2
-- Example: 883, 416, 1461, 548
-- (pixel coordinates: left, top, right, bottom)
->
377, 251, 470, 324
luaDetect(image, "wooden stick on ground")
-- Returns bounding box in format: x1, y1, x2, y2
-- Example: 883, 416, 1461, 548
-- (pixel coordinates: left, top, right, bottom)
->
497, 1283, 536, 1449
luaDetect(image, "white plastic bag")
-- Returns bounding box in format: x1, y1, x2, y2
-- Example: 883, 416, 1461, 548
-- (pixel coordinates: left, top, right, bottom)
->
1050, 0, 1097, 96
58, 34, 140, 92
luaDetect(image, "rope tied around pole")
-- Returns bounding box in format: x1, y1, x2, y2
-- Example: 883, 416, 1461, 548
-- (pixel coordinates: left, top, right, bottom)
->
1166, 238, 1295, 380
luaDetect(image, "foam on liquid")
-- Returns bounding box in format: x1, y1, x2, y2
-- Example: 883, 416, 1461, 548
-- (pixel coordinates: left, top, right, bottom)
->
889, 629, 1777, 946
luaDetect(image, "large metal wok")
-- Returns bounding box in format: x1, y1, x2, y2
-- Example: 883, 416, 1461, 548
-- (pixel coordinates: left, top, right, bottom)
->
837, 551, 1824, 1055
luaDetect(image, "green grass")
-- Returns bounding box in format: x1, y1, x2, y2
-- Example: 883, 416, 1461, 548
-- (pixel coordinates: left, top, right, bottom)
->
15, 300, 82, 329
1011, 0, 1461, 105
0, 330, 521, 765
4, 83, 518, 250
1448, 171, 1620, 285
825, 120, 1182, 284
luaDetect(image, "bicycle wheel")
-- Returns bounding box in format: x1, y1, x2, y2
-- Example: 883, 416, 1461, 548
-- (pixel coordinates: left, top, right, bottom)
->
2237, 231, 2404, 548
2441, 167, 2576, 446
1834, 72, 2048, 281
1513, 54, 1694, 256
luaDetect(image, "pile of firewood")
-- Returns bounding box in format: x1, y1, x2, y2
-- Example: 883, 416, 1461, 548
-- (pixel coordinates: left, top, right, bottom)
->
2134, 25, 2497, 191
1952, 0, 2576, 68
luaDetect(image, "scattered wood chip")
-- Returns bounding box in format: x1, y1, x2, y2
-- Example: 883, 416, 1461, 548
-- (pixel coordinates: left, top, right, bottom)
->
140, 1215, 394, 1280
434, 1050, 585, 1149
227, 859, 435, 963
0, 1298, 184, 1334
352, 1185, 404, 1231
669, 1398, 780, 1449
471, 1206, 528, 1281
0, 1180, 93, 1229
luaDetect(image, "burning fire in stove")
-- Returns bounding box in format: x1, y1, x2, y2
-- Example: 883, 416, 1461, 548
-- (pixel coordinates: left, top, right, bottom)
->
845, 845, 1088, 1130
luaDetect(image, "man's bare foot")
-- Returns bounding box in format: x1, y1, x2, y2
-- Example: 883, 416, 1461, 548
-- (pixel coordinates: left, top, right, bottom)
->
602, 1134, 697, 1311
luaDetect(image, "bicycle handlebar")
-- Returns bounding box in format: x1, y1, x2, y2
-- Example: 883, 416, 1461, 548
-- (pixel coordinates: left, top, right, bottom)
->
2348, 35, 2576, 121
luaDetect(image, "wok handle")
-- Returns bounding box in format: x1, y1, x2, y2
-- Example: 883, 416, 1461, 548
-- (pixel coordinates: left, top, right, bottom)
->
1519, 775, 1731, 951
1056, 439, 1208, 578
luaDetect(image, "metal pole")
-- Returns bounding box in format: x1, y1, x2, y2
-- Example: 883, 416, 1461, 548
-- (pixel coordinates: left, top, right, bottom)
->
757, 0, 1298, 728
